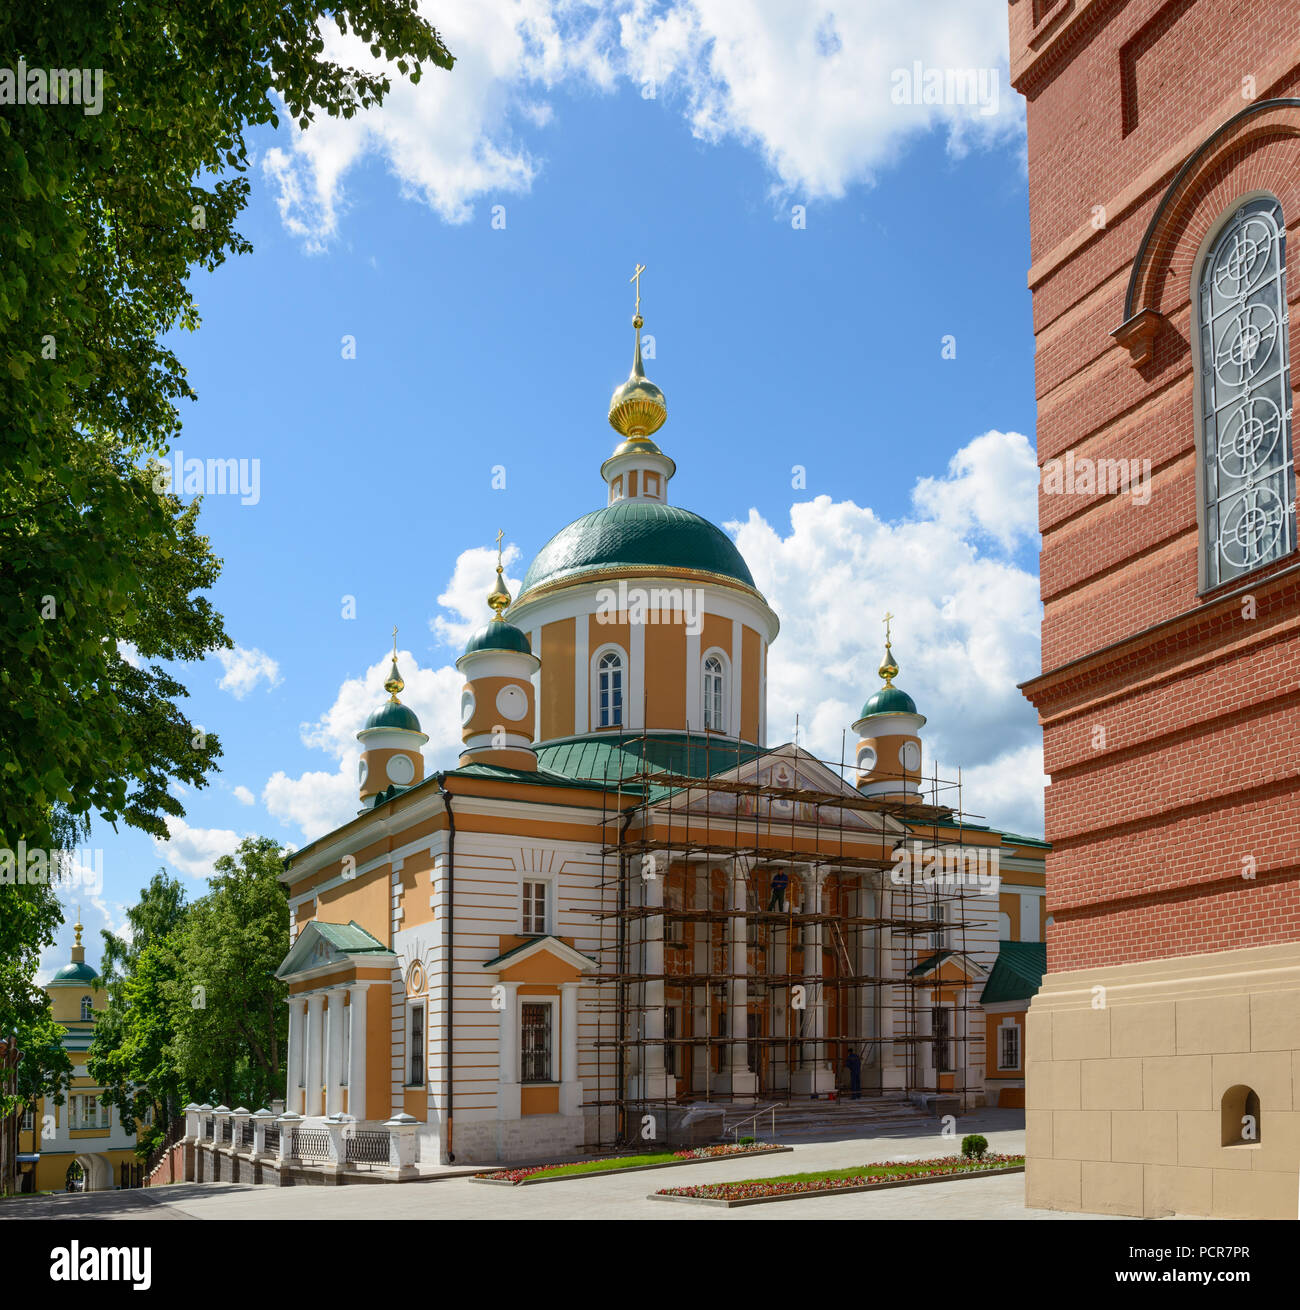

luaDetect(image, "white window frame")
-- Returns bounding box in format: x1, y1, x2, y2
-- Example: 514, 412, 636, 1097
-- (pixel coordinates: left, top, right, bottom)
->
1192, 192, 1297, 591
519, 994, 560, 1084
521, 877, 550, 936
591, 644, 627, 730
407, 1000, 426, 1087
997, 1018, 1021, 1072
80, 995, 93, 1020
701, 648, 730, 734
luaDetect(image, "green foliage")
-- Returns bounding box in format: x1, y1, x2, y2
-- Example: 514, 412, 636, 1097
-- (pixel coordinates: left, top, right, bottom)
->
961, 1133, 989, 1159
0, 1, 454, 862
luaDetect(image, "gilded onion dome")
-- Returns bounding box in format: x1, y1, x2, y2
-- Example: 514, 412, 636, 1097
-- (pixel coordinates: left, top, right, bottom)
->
608, 264, 666, 440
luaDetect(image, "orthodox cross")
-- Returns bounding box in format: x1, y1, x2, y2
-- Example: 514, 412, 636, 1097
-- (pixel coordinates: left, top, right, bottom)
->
495, 528, 504, 567
883, 611, 894, 644
392, 625, 398, 658
630, 263, 646, 317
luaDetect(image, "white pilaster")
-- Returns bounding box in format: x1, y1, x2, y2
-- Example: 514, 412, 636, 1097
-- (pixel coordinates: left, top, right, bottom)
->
497, 980, 521, 1119
730, 618, 743, 739
629, 616, 646, 731
573, 615, 589, 735
348, 983, 369, 1121
560, 981, 583, 1115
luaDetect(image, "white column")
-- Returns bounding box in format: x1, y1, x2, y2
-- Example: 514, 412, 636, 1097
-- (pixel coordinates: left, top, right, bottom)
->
348, 983, 369, 1121
325, 987, 347, 1116
497, 980, 521, 1119
573, 616, 589, 734
629, 617, 646, 731
721, 860, 758, 1099
287, 996, 306, 1114
632, 857, 673, 1102
692, 868, 710, 1088
306, 993, 325, 1119
559, 981, 582, 1115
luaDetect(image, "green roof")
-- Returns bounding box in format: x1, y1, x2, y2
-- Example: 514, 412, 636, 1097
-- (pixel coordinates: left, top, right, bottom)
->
50, 961, 99, 984
464, 620, 532, 655
481, 935, 598, 970
980, 941, 1047, 1005
536, 732, 766, 798
310, 921, 390, 954
518, 501, 756, 597
363, 701, 423, 732
858, 684, 918, 718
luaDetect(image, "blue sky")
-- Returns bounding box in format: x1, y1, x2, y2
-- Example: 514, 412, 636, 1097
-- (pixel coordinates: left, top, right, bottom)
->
49, 1, 1047, 977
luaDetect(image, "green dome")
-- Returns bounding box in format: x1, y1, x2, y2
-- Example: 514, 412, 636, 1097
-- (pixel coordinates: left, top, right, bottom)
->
519, 501, 755, 596
464, 620, 532, 655
364, 701, 423, 732
51, 961, 99, 984
858, 684, 918, 718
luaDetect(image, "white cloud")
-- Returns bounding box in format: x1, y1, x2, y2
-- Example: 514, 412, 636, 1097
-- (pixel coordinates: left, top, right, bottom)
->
215, 645, 282, 699
262, 0, 1021, 248
430, 542, 523, 649
729, 428, 1045, 837
232, 785, 256, 806
151, 817, 245, 879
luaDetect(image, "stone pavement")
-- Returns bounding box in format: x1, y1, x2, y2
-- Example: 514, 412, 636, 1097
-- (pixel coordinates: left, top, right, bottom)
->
0, 1110, 1118, 1221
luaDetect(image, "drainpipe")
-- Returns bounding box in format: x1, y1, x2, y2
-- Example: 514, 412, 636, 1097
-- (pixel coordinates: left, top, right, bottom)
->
437, 772, 456, 1162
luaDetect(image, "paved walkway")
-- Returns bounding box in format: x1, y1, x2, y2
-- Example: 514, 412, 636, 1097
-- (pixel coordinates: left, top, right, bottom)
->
3, 1110, 1118, 1221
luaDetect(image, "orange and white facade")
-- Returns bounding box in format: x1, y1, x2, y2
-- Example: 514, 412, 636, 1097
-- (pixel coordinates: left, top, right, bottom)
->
275, 315, 1049, 1164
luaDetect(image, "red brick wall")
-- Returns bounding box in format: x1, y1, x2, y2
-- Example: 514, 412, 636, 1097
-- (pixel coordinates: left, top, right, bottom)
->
1014, 0, 1300, 970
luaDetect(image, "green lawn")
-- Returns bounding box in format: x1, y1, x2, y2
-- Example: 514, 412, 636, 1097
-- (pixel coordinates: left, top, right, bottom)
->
522, 1151, 691, 1179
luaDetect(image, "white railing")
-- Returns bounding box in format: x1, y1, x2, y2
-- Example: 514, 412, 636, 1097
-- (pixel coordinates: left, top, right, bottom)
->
728, 1102, 780, 1143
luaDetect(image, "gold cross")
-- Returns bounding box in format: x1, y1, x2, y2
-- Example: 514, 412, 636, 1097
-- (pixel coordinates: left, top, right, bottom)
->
495, 528, 504, 567
883, 611, 894, 644
392, 625, 398, 659
630, 263, 646, 316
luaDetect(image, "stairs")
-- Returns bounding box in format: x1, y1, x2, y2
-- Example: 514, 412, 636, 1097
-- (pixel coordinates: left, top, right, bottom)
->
711, 1095, 934, 1145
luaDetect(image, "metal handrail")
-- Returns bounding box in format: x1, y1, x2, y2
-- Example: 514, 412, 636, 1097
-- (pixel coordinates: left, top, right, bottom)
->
728, 1102, 780, 1143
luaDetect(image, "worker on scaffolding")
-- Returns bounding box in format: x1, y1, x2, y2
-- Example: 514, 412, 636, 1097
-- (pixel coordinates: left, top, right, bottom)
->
767, 867, 789, 912
845, 1046, 862, 1100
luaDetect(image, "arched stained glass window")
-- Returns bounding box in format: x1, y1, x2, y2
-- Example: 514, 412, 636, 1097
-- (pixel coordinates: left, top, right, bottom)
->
597, 649, 623, 728
1199, 196, 1297, 588
703, 654, 726, 732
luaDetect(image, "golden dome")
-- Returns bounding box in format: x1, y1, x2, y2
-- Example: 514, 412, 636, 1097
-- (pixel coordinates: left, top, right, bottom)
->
609, 311, 667, 439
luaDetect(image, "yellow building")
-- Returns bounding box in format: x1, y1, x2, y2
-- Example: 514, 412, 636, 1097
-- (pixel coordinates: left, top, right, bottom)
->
18, 917, 144, 1192
275, 291, 1050, 1165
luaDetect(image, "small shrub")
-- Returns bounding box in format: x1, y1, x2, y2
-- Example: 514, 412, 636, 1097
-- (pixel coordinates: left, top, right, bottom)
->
738, 1136, 755, 1146
961, 1134, 988, 1159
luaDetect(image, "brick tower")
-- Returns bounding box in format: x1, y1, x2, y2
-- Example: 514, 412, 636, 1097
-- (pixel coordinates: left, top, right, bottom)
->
1011, 0, 1300, 1218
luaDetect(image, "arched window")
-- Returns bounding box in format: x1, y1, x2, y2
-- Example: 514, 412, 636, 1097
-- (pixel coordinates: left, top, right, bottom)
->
596, 648, 623, 728
702, 650, 728, 733
80, 996, 93, 1020
1220, 1083, 1261, 1146
1198, 196, 1296, 589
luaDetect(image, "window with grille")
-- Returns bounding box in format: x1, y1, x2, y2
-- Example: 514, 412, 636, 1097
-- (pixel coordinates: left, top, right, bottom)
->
703, 654, 727, 732
932, 1007, 952, 1073
408, 1003, 425, 1086
597, 650, 623, 727
1198, 196, 1296, 589
522, 880, 547, 935
80, 995, 93, 1020
997, 1021, 1020, 1071
521, 1003, 553, 1082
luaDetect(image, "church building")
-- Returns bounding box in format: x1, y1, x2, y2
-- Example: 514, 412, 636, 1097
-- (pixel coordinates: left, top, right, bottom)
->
276, 287, 1049, 1164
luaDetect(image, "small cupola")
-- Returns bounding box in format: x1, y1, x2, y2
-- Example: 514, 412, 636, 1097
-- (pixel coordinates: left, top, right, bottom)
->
457, 539, 541, 770
851, 615, 927, 800
602, 263, 675, 506
357, 630, 428, 806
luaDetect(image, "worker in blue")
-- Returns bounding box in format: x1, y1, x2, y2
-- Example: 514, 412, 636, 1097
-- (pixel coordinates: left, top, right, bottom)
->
845, 1046, 862, 1099
767, 867, 790, 912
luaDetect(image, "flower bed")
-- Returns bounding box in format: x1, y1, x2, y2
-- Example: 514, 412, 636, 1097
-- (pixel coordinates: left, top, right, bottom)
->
652, 1153, 1025, 1206
472, 1142, 789, 1186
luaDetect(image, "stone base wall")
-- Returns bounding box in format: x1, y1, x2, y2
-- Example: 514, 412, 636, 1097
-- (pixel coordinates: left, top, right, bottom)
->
1026, 940, 1300, 1219
453, 1113, 586, 1164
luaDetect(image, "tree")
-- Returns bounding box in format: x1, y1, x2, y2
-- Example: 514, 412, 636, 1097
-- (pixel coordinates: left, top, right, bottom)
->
168, 838, 289, 1109
87, 870, 190, 1153
0, 0, 455, 966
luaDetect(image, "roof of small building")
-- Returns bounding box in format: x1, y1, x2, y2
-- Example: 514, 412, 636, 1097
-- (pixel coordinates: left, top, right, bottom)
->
463, 620, 532, 655
307, 920, 390, 954
858, 684, 918, 718
979, 940, 1048, 1005
363, 700, 422, 732
49, 960, 100, 984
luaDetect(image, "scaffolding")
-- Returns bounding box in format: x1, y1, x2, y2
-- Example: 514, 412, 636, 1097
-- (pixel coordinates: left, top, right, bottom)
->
581, 731, 986, 1149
